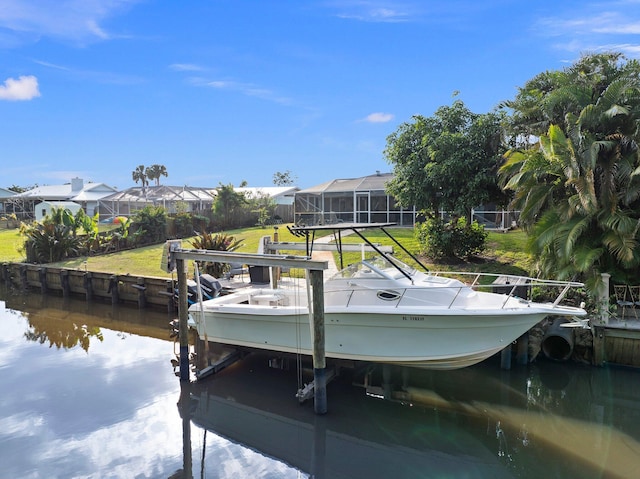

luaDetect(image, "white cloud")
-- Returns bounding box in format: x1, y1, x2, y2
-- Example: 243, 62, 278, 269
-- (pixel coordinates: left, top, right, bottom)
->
361, 112, 394, 123
539, 12, 640, 36
0, 0, 141, 46
327, 0, 416, 23
169, 63, 205, 72
199, 78, 293, 105
0, 75, 40, 101
535, 6, 640, 57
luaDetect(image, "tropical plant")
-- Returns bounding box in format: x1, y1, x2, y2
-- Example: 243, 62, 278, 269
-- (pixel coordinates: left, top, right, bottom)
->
273, 170, 296, 186
132, 206, 167, 244
499, 53, 640, 291
132, 165, 148, 188
190, 232, 244, 277
20, 215, 84, 263
145, 164, 168, 186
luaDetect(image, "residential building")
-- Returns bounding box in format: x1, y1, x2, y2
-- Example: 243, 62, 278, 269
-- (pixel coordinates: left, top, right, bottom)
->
294, 172, 417, 226
11, 178, 118, 220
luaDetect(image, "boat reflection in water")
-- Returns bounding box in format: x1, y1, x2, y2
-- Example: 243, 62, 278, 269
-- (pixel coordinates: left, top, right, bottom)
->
177, 353, 640, 479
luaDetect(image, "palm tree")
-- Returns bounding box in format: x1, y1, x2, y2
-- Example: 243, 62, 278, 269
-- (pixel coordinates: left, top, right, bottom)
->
132, 165, 148, 188
500, 54, 640, 290
145, 164, 168, 186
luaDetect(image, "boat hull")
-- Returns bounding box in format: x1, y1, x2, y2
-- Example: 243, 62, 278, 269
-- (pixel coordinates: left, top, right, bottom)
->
191, 303, 563, 370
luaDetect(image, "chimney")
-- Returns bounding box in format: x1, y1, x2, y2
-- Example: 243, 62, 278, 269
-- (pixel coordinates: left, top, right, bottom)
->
71, 178, 84, 191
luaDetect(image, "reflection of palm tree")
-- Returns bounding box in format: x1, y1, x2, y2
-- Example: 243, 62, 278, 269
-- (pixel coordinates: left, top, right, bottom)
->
146, 164, 168, 186
24, 319, 103, 352
132, 165, 148, 188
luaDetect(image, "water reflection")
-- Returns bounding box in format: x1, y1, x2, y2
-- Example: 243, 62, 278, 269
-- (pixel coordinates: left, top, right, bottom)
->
176, 354, 640, 479
2, 285, 640, 478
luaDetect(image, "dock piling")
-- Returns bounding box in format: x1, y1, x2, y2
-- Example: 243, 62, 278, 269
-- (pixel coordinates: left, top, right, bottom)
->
83, 272, 93, 302
60, 270, 70, 298
132, 277, 147, 309
39, 267, 47, 294
310, 269, 327, 414
108, 275, 120, 304
177, 258, 190, 381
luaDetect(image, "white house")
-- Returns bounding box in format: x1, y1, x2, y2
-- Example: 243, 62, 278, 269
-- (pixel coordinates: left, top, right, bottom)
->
34, 201, 83, 222
12, 178, 118, 219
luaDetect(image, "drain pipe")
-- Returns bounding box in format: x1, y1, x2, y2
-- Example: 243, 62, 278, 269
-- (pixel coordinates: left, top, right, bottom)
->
541, 318, 574, 361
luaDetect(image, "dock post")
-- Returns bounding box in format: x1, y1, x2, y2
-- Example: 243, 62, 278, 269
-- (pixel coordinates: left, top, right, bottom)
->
516, 333, 529, 365
310, 269, 327, 414
83, 272, 93, 302
592, 325, 606, 366
39, 267, 47, 294
19, 264, 28, 290
599, 273, 611, 325
60, 270, 70, 298
109, 275, 120, 304
500, 344, 512, 370
135, 277, 147, 309
1, 263, 9, 283
177, 258, 190, 381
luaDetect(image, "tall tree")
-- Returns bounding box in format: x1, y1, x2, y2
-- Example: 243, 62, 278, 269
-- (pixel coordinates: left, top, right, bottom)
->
145, 164, 168, 186
132, 165, 148, 188
212, 183, 247, 229
500, 53, 640, 289
273, 170, 296, 186
384, 100, 507, 222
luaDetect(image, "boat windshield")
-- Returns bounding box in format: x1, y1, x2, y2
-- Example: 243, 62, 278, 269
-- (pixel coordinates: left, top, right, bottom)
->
331, 255, 416, 280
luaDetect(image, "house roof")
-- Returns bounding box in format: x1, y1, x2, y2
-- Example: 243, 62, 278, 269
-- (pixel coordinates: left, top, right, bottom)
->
100, 185, 217, 203
235, 186, 299, 204
0, 187, 17, 199
297, 172, 393, 194
14, 181, 118, 201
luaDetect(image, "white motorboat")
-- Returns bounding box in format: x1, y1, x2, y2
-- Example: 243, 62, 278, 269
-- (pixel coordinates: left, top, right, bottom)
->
188, 223, 587, 370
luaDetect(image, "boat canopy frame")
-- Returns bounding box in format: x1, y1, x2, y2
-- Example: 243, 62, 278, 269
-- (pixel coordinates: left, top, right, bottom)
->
287, 222, 430, 283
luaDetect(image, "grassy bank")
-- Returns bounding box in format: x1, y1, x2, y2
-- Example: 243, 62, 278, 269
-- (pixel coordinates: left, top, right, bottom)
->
0, 224, 531, 279
0, 228, 25, 262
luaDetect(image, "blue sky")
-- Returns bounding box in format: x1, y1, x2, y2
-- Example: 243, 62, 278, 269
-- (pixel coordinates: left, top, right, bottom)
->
1, 0, 640, 190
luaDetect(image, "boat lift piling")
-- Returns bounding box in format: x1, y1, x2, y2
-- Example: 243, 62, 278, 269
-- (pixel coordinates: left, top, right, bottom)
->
167, 244, 329, 413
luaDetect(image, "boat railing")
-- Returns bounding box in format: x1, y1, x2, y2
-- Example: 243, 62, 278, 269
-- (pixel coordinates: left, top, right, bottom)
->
332, 273, 584, 310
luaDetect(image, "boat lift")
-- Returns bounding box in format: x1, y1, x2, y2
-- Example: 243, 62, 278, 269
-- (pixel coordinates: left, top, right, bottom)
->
165, 243, 330, 414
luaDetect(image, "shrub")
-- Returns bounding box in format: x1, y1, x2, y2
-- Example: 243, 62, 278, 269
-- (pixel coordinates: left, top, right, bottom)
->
132, 206, 167, 244
415, 216, 487, 260
21, 221, 84, 263
190, 232, 244, 277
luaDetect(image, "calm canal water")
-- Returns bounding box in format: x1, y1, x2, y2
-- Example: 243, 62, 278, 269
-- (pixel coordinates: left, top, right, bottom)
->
1, 284, 640, 479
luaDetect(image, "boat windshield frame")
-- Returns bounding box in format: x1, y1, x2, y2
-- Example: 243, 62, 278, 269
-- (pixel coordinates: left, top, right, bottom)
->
331, 255, 416, 281
363, 255, 416, 280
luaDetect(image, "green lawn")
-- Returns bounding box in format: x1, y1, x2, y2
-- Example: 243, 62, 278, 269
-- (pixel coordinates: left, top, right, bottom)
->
41, 225, 320, 278
0, 224, 531, 279
0, 228, 25, 262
